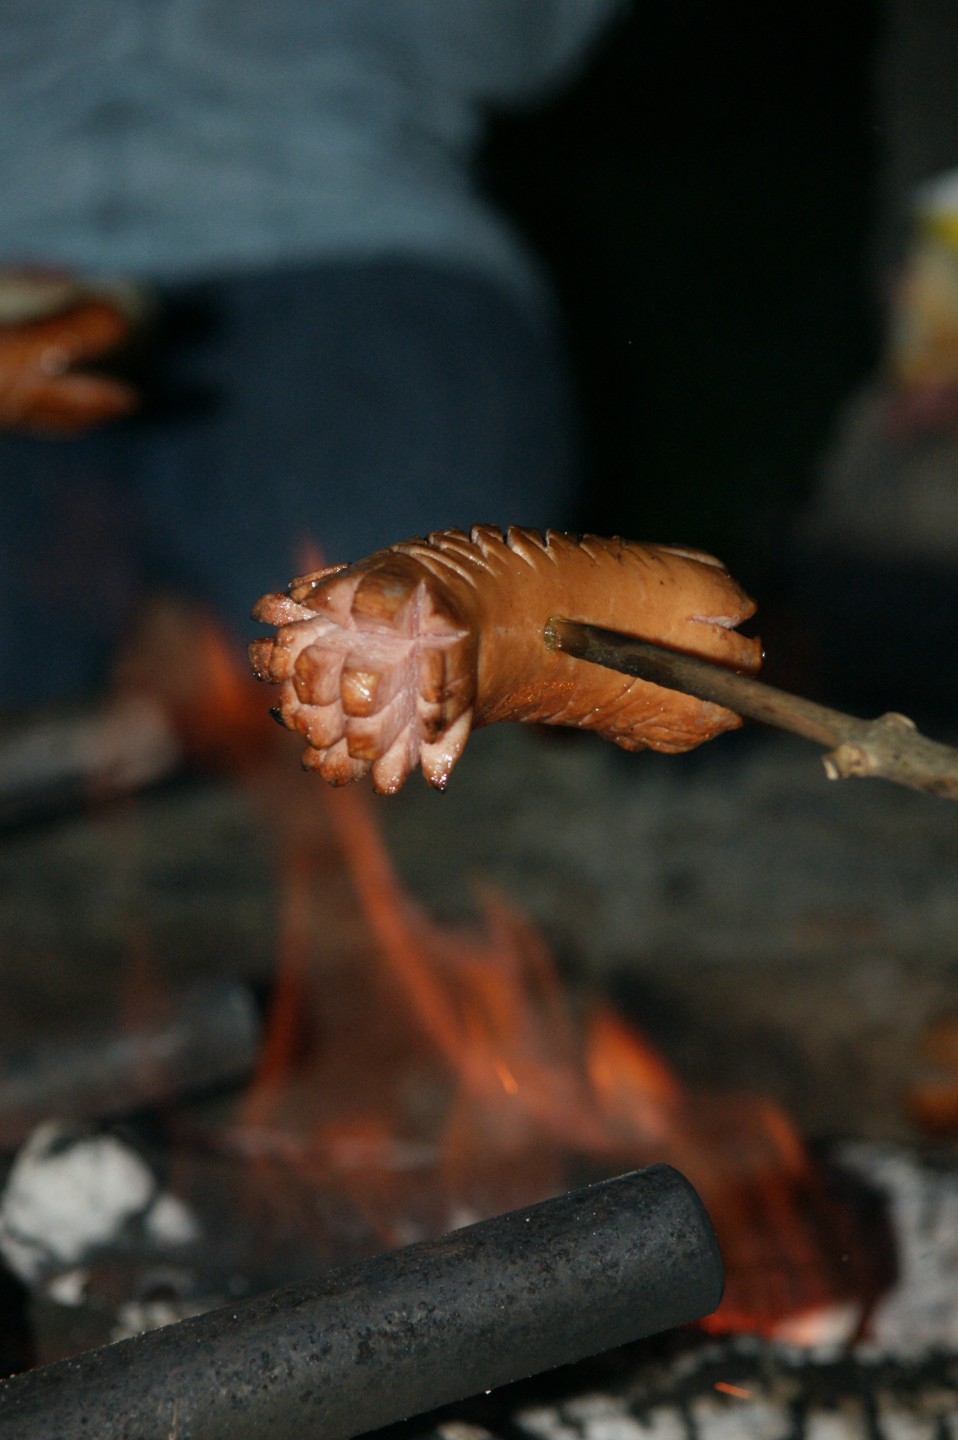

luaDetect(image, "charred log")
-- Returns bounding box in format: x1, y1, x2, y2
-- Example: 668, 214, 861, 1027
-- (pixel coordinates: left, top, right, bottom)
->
0, 981, 260, 1149
0, 1165, 722, 1440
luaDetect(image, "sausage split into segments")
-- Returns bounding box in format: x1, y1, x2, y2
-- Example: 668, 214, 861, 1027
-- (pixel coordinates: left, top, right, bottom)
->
249, 525, 761, 794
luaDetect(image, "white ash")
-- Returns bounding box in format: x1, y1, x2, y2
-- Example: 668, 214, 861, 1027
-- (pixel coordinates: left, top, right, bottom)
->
0, 1121, 199, 1286
107, 1263, 213, 1341
436, 1424, 501, 1440
835, 1140, 958, 1355
564, 1394, 688, 1440
448, 1206, 483, 1233
44, 1267, 89, 1307
0, 1122, 156, 1282
688, 1395, 794, 1440
770, 1300, 864, 1350
511, 1342, 958, 1440
111, 1291, 207, 1342
518, 1393, 798, 1440
144, 1190, 200, 1247
517, 1403, 589, 1440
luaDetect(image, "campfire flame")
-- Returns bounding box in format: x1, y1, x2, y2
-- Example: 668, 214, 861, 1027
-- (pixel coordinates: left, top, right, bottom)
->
128, 603, 883, 1342
230, 759, 881, 1342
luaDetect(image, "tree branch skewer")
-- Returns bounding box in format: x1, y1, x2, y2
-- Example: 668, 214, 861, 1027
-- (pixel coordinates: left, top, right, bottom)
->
545, 618, 958, 801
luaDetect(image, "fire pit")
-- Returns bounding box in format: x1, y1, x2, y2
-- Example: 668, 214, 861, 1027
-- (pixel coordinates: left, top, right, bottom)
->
0, 716, 957, 1434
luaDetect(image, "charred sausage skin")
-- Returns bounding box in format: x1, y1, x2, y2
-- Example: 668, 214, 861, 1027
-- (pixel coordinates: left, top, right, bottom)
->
249, 525, 761, 794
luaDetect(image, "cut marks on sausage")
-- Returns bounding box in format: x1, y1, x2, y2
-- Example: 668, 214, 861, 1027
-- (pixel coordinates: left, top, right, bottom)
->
269, 572, 474, 794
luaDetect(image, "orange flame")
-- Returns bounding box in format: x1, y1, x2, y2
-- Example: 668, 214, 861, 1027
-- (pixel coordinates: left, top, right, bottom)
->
233, 757, 885, 1340
101, 589, 887, 1341
112, 594, 268, 771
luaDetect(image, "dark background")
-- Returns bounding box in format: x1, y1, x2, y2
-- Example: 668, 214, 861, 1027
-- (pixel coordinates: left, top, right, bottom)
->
485, 1, 881, 587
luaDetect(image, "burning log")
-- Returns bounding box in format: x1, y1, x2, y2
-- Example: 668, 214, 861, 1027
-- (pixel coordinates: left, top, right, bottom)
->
0, 1165, 722, 1440
0, 695, 181, 829
546, 620, 958, 800
0, 981, 260, 1149
0, 599, 269, 830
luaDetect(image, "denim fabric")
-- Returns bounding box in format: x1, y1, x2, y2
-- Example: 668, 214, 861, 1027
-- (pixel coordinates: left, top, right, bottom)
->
0, 260, 578, 706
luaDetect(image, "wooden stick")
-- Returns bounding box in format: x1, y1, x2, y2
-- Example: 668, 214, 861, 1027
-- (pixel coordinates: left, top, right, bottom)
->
545, 618, 958, 801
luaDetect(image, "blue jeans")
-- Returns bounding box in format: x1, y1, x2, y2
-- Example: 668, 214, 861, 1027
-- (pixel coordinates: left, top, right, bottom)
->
0, 261, 577, 706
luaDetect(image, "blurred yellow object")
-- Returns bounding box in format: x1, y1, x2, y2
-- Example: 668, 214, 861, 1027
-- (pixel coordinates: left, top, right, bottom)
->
921, 210, 958, 253
888, 173, 958, 390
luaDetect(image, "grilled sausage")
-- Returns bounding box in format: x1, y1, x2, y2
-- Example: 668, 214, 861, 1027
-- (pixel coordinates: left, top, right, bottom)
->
0, 299, 138, 434
249, 525, 760, 793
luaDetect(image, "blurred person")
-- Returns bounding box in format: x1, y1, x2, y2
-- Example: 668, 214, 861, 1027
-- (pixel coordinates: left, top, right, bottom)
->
0, 1, 620, 712
797, 0, 958, 718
